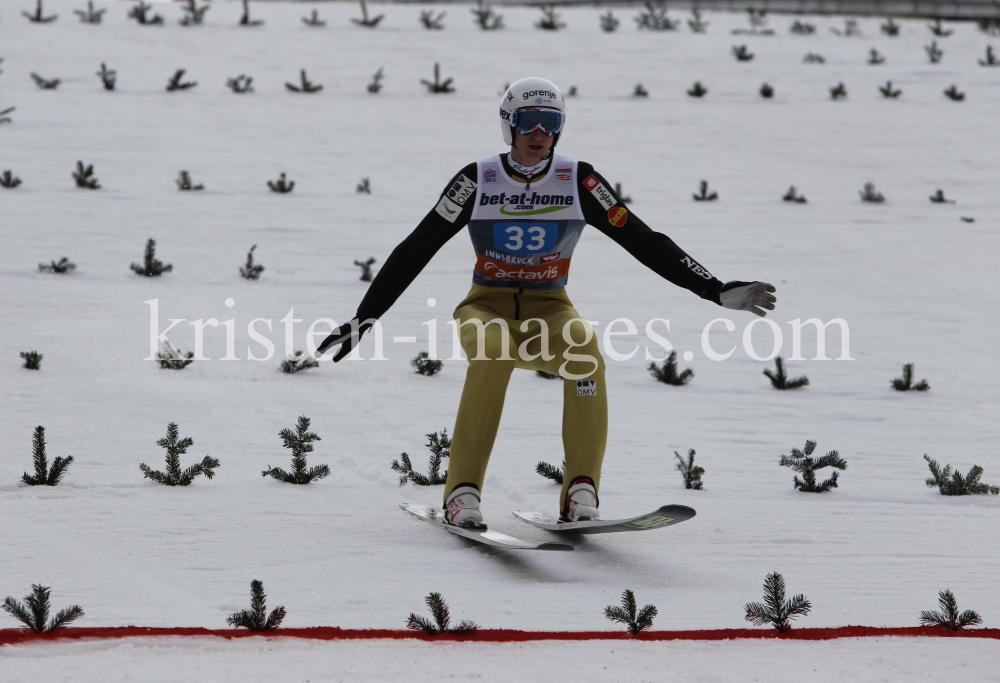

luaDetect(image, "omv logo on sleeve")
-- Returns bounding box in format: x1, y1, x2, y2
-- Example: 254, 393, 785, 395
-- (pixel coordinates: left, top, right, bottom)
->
492, 222, 558, 254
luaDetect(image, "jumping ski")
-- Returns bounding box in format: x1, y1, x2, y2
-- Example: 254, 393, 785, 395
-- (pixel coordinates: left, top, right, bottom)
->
401, 503, 574, 551
512, 504, 696, 534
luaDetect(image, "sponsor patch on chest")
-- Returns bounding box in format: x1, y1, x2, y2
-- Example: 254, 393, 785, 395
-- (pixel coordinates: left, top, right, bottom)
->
447, 174, 476, 206
483, 168, 498, 184
583, 175, 617, 210
555, 167, 572, 182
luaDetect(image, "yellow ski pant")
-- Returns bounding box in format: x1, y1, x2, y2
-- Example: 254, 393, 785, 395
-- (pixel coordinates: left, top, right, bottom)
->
444, 284, 608, 508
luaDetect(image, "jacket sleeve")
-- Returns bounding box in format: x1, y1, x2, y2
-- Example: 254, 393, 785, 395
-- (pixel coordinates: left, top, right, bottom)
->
577, 162, 724, 305
354, 163, 477, 322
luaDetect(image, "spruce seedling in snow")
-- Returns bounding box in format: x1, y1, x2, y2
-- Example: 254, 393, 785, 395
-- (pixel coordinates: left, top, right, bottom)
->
979, 46, 999, 66
39, 257, 75, 273
267, 173, 293, 193
139, 422, 219, 486
892, 363, 929, 391
127, 1, 163, 26
536, 459, 565, 484
605, 590, 657, 635
614, 183, 632, 203
881, 19, 900, 36
635, 2, 678, 31
943, 85, 965, 101
176, 171, 204, 191
687, 81, 708, 98
868, 48, 886, 65
179, 0, 209, 26
675, 449, 704, 490
925, 41, 944, 63
285, 70, 322, 93
692, 180, 716, 200
928, 189, 954, 204
830, 18, 860, 37
803, 53, 826, 64
21, 426, 73, 486
471, 0, 503, 31
166, 70, 197, 92
131, 239, 172, 276
367, 68, 384, 93
419, 10, 445, 30
0, 100, 14, 124
240, 244, 264, 280
406, 592, 478, 636
97, 63, 116, 90
279, 352, 318, 375
763, 357, 808, 389
732, 45, 754, 61
687, 9, 708, 33
980, 19, 1000, 36
536, 370, 560, 380
3, 585, 83, 633
535, 6, 565, 31
262, 416, 329, 484
919, 590, 982, 630
924, 455, 999, 496
600, 11, 619, 33
302, 9, 325, 27
74, 2, 105, 24
632, 84, 649, 98
859, 182, 885, 203
780, 440, 847, 492
744, 572, 811, 632
879, 81, 902, 98
789, 20, 815, 35
356, 177, 371, 194
157, 340, 194, 369
227, 581, 285, 631
226, 75, 253, 94
20, 351, 43, 370
355, 256, 376, 281
2, 170, 22, 187
412, 352, 443, 376
31, 73, 60, 90
351, 0, 384, 28
830, 82, 847, 100
927, 19, 953, 38
392, 430, 450, 486
421, 63, 454, 93
649, 351, 693, 385
760, 83, 774, 98
73, 161, 100, 189
743, 7, 771, 35
238, 0, 263, 27
22, 0, 58, 23
782, 186, 806, 203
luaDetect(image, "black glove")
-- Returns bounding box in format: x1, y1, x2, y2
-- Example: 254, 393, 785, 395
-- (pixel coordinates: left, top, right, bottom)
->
314, 318, 372, 362
719, 281, 777, 317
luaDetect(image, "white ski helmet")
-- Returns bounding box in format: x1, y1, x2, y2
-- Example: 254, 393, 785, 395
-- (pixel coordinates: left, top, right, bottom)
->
499, 77, 566, 148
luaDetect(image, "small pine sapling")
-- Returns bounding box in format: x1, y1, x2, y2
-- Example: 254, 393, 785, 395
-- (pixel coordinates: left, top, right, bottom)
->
412, 351, 443, 376
20, 351, 43, 370
240, 244, 264, 280
744, 572, 811, 632
763, 356, 809, 389
471, 0, 503, 31
536, 459, 565, 484
568, 87, 577, 96
179, 0, 209, 26
97, 63, 116, 90
356, 177, 371, 194
267, 173, 293, 193
783, 186, 806, 203
302, 9, 325, 27
73, 161, 100, 189
166, 70, 197, 92
632, 84, 649, 98
39, 258, 75, 273
128, 1, 163, 26
285, 70, 322, 93
140, 422, 219, 486
31, 73, 60, 90
605, 590, 657, 635
919, 590, 982, 630
744, 7, 771, 34
927, 18, 953, 37
648, 351, 694, 385
928, 189, 954, 204
367, 68, 384, 93
536, 370, 560, 380
732, 45, 754, 61
879, 80, 902, 98
600, 11, 619, 32
830, 18, 860, 37
859, 182, 885, 203
157, 340, 194, 369
1, 170, 23, 187
131, 238, 172, 276
355, 256, 376, 281
892, 363, 929, 391
3, 585, 83, 633
925, 41, 944, 63
238, 0, 263, 27
688, 9, 708, 33
979, 46, 999, 66
421, 63, 454, 93
830, 82, 847, 100
635, 2, 678, 31
279, 352, 318, 375
780, 440, 847, 492
407, 592, 478, 636
613, 183, 632, 203
943, 85, 965, 101
868, 48, 886, 65
789, 20, 815, 35
226, 75, 253, 94
0, 100, 14, 124
74, 1, 105, 24
227, 581, 285, 631
351, 0, 384, 28
392, 430, 450, 486
687, 81, 708, 98
22, 0, 58, 23
675, 449, 703, 490
692, 180, 716, 200
803, 53, 826, 64
262, 416, 329, 484
924, 455, 999, 496
419, 10, 445, 30
760, 83, 774, 98
980, 18, 1000, 35
176, 171, 204, 191
881, 18, 900, 36
535, 6, 565, 31
21, 426, 73, 486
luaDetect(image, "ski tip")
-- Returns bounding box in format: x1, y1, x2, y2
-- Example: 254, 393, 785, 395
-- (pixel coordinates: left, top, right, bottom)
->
537, 543, 575, 552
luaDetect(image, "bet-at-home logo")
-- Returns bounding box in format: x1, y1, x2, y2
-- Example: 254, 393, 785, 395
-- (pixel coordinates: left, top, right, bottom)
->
480, 191, 575, 216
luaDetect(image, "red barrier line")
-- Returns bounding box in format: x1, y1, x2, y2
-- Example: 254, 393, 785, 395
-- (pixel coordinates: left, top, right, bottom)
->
1, 626, 998, 646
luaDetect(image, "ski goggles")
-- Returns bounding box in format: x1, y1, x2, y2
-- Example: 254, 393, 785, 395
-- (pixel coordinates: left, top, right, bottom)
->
505, 107, 565, 136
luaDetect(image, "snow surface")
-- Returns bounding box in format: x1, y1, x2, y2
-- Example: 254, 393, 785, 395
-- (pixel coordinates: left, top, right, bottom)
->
1, 1, 998, 679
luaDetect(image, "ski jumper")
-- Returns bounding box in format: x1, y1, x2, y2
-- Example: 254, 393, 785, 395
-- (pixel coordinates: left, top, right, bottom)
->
351, 153, 725, 506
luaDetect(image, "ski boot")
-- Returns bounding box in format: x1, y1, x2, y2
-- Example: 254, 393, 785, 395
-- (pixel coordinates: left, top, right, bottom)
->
444, 483, 487, 530
561, 476, 600, 522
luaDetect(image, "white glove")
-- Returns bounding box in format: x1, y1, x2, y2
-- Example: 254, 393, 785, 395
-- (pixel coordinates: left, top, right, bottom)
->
719, 281, 777, 317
